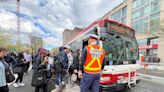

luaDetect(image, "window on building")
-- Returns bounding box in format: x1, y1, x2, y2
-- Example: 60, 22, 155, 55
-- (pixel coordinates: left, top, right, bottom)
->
150, 18, 160, 32
151, 0, 160, 14
150, 12, 160, 32
143, 17, 149, 32
132, 10, 140, 20
144, 5, 150, 15
122, 6, 127, 16
133, 20, 140, 33
132, 0, 141, 9
133, 0, 137, 9
140, 19, 144, 33
122, 17, 127, 24
140, 7, 144, 17
111, 7, 127, 24
144, 0, 150, 5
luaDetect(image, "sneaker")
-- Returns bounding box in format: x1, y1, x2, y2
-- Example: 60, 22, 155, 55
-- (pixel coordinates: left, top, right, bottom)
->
19, 83, 25, 87
13, 83, 19, 88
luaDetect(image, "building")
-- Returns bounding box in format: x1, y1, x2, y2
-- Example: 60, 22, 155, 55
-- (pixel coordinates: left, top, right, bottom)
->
63, 27, 83, 45
101, 0, 164, 62
63, 29, 72, 45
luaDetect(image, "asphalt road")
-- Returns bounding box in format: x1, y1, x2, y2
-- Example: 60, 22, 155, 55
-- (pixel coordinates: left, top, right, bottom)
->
8, 71, 164, 92
121, 80, 164, 92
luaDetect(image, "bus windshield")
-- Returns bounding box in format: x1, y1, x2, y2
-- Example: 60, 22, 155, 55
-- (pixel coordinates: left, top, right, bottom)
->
101, 21, 139, 64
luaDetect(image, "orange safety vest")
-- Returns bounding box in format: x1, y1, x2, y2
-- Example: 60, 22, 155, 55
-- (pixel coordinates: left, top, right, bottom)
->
84, 45, 105, 74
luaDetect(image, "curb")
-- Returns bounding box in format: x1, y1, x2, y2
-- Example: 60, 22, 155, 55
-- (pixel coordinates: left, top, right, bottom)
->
139, 73, 164, 85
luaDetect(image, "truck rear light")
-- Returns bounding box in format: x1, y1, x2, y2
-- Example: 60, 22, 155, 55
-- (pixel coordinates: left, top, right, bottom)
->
100, 77, 111, 81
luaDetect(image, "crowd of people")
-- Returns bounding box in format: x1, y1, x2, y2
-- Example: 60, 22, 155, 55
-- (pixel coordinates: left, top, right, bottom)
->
0, 46, 81, 92
0, 48, 33, 92
0, 34, 106, 92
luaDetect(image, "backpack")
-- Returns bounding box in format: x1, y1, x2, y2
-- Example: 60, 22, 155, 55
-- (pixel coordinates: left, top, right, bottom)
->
52, 54, 63, 74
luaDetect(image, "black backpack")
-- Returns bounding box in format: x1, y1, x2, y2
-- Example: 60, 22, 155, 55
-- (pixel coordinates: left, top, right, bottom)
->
52, 54, 63, 74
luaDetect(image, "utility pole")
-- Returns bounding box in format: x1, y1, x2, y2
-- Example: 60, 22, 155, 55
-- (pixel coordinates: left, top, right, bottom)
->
17, 0, 21, 51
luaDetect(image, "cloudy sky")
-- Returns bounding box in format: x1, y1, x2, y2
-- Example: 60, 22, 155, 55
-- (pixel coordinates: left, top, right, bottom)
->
0, 0, 122, 50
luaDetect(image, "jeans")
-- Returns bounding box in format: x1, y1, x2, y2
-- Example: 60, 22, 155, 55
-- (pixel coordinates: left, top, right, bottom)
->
80, 73, 100, 92
56, 74, 62, 85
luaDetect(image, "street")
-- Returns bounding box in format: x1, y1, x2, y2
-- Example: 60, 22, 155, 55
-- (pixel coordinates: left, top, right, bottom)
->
8, 71, 164, 92
1, 0, 164, 92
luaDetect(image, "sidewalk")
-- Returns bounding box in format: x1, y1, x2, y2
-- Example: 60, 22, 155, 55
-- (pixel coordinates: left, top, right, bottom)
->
139, 68, 164, 85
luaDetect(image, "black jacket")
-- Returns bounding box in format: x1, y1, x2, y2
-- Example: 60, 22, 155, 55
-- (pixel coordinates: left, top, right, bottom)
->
15, 58, 26, 67
71, 52, 79, 69
58, 50, 68, 69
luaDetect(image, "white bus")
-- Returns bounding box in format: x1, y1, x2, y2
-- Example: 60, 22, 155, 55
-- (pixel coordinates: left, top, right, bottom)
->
65, 19, 140, 91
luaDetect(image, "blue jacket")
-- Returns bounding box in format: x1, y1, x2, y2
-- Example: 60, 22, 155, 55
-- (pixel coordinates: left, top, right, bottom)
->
0, 58, 9, 87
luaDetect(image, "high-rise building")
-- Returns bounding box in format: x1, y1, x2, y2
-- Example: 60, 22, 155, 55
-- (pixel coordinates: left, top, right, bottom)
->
101, 0, 164, 62
63, 29, 72, 45
63, 27, 83, 45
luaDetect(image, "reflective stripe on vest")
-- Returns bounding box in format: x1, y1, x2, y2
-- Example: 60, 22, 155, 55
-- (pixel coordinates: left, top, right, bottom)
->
84, 45, 104, 73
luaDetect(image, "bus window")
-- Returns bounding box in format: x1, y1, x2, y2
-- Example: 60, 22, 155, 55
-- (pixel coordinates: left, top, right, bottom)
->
89, 27, 99, 36
102, 31, 138, 64
94, 29, 98, 35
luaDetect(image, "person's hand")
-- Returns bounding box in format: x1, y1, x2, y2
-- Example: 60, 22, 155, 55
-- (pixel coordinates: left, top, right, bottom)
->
78, 70, 83, 78
74, 69, 78, 73
42, 60, 48, 65
42, 56, 48, 65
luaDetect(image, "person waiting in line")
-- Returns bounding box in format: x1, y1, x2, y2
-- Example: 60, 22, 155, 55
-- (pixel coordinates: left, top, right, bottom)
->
79, 34, 105, 92
68, 50, 80, 83
35, 56, 49, 92
47, 51, 54, 79
13, 52, 27, 88
32, 48, 48, 92
0, 47, 10, 92
68, 50, 74, 81
23, 50, 32, 74
58, 45, 71, 84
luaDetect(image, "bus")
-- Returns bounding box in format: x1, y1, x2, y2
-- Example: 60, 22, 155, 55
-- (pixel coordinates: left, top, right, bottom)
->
65, 19, 140, 91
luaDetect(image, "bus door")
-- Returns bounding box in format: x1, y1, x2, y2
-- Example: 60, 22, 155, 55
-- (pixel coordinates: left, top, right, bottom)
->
82, 38, 88, 50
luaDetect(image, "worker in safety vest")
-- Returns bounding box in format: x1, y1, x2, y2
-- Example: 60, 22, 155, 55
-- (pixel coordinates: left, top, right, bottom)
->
78, 34, 105, 92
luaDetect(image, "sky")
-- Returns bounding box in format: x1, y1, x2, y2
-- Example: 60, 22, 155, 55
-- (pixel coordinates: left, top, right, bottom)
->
0, 0, 122, 50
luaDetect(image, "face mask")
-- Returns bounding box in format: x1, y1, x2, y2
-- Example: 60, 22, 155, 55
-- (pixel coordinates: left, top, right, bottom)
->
91, 42, 97, 45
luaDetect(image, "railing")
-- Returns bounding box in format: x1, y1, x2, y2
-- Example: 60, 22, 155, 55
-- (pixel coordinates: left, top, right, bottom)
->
140, 62, 164, 70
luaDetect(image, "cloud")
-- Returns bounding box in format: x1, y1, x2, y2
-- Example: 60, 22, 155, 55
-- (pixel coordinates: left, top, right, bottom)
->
0, 0, 122, 50
43, 36, 62, 50
0, 11, 17, 30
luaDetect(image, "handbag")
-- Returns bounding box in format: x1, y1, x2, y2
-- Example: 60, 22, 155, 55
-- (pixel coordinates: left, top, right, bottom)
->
6, 70, 15, 83
13, 66, 24, 74
1, 59, 15, 83
31, 70, 47, 87
71, 73, 77, 82
47, 78, 56, 92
